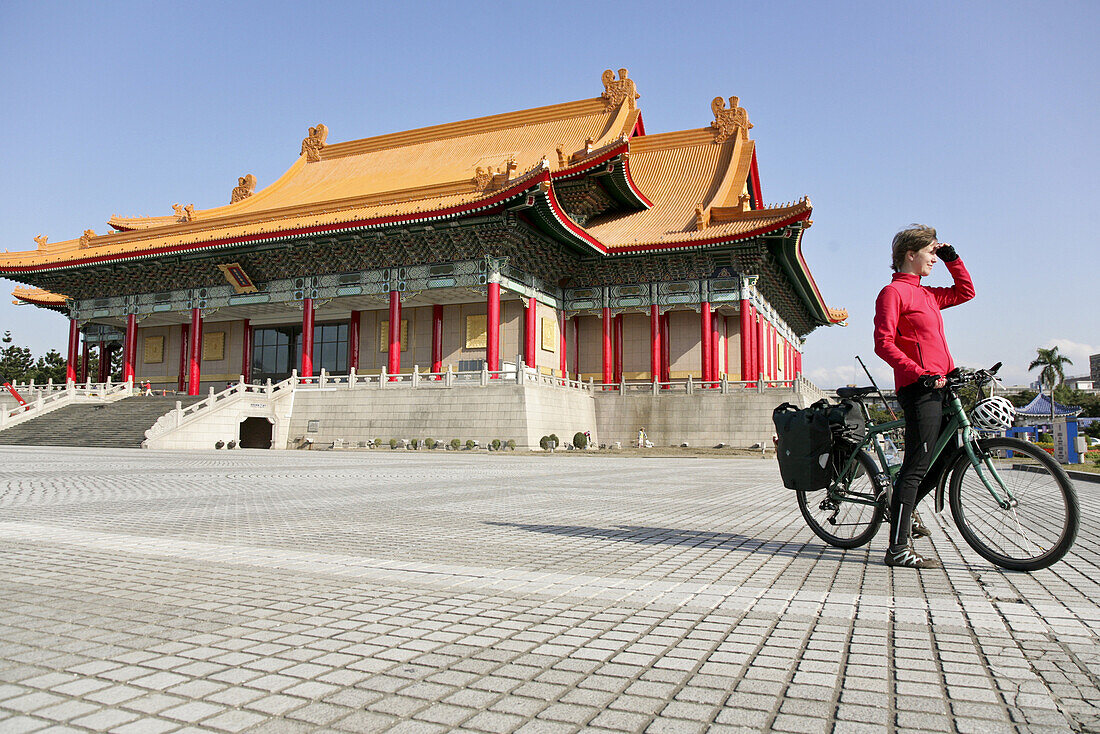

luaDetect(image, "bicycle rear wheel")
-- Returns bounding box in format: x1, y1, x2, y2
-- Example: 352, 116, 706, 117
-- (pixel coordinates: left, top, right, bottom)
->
949, 437, 1079, 571
797, 449, 885, 548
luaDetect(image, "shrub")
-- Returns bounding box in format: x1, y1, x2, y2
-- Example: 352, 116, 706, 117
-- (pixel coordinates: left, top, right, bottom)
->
539, 435, 550, 450
491, 438, 501, 451
425, 438, 436, 450
410, 438, 419, 449
549, 433, 559, 447
390, 438, 399, 449
573, 432, 587, 450
450, 438, 461, 450
374, 438, 383, 447
507, 439, 516, 450
465, 439, 476, 450
215, 440, 225, 449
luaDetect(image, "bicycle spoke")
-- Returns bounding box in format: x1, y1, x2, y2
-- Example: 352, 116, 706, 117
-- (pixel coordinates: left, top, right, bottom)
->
950, 438, 1077, 570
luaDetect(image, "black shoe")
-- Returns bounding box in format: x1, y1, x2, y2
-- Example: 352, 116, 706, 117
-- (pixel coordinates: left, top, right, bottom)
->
911, 510, 932, 539
884, 545, 941, 569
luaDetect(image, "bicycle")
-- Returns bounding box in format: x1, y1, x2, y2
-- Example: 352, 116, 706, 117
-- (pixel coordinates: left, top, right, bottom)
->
797, 363, 1080, 571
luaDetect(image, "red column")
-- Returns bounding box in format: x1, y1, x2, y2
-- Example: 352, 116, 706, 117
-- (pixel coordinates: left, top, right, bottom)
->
178, 324, 188, 392
188, 308, 202, 395
388, 289, 402, 378
430, 305, 442, 375
613, 314, 623, 383
242, 319, 252, 381
525, 298, 538, 368
711, 310, 721, 379
559, 312, 567, 377
740, 300, 751, 382
601, 307, 613, 384
98, 344, 109, 383
650, 305, 661, 382
700, 302, 713, 383
572, 316, 580, 377
80, 337, 89, 383
121, 314, 137, 383
486, 282, 500, 372
769, 324, 776, 380
301, 298, 315, 378
350, 310, 361, 375
660, 312, 670, 382
757, 312, 766, 382
66, 318, 80, 383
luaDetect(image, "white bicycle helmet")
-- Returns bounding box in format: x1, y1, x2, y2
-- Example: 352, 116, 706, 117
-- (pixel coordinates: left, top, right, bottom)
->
970, 396, 1015, 431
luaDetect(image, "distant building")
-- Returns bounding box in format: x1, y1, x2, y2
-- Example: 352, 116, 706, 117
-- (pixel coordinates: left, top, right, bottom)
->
1064, 376, 1095, 392
1091, 353, 1100, 384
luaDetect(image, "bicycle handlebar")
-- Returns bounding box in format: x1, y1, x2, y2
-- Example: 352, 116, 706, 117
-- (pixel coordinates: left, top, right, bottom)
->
945, 362, 1002, 391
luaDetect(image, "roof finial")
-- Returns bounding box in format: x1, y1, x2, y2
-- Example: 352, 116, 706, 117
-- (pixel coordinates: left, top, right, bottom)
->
601, 68, 639, 111
33, 235, 48, 249
711, 96, 753, 143
230, 174, 257, 204
301, 124, 328, 162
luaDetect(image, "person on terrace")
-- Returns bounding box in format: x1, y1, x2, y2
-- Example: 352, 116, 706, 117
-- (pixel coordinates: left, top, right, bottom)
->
873, 225, 975, 569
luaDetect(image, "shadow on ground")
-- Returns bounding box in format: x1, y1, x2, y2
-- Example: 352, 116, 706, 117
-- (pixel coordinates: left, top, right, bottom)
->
486, 521, 858, 561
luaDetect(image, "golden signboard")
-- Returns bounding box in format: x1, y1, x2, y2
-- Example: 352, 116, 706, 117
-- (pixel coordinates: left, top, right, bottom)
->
541, 317, 556, 352
216, 262, 258, 294
379, 320, 408, 352
465, 314, 487, 349
203, 331, 225, 362
143, 335, 164, 364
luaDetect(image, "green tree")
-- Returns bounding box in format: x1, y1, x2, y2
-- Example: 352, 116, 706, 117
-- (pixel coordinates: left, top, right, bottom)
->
1028, 346, 1073, 427
29, 350, 68, 384
0, 331, 34, 383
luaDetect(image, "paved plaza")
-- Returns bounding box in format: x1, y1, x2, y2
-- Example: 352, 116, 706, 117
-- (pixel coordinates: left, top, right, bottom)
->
1, 447, 1098, 734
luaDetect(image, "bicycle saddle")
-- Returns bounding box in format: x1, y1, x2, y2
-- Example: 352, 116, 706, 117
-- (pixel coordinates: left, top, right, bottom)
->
836, 386, 877, 399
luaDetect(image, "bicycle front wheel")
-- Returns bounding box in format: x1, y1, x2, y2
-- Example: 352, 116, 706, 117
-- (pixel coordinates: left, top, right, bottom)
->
949, 437, 1079, 571
797, 449, 885, 549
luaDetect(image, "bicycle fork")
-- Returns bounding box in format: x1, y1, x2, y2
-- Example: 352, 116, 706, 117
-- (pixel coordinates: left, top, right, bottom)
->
960, 430, 1015, 510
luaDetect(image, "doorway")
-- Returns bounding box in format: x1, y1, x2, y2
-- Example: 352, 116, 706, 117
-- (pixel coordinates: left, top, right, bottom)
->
239, 417, 273, 449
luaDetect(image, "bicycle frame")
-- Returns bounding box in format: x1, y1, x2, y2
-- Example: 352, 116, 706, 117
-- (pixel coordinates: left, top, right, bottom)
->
832, 386, 1014, 514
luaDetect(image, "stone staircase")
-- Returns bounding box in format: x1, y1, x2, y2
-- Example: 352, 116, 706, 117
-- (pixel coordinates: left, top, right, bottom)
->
0, 396, 205, 448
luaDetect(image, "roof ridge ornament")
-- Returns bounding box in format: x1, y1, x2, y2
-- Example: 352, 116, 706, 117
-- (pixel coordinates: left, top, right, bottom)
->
79, 229, 97, 249
33, 235, 48, 249
473, 157, 518, 191
301, 124, 328, 162
230, 174, 257, 204
711, 96, 753, 143
601, 69, 639, 111
172, 204, 195, 222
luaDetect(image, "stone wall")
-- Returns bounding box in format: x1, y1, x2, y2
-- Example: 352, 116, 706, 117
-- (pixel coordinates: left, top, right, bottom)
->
592, 387, 810, 448
285, 381, 597, 449
142, 390, 296, 451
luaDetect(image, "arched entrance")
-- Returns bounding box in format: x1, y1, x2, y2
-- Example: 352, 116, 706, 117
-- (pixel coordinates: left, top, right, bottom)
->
239, 417, 273, 449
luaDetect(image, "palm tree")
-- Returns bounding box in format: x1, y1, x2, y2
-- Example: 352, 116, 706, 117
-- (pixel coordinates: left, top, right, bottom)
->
1028, 346, 1073, 429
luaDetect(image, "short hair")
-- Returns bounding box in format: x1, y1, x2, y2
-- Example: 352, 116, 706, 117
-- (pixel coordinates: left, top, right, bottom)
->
891, 225, 937, 272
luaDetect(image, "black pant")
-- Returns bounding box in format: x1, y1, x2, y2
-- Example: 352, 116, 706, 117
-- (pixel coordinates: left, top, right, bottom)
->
890, 381, 949, 549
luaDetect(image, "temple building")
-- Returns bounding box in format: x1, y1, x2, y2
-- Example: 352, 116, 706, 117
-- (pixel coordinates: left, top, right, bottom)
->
2, 70, 846, 448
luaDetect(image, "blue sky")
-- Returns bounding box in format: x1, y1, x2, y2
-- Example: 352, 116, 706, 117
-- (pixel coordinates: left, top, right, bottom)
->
1, 1, 1096, 387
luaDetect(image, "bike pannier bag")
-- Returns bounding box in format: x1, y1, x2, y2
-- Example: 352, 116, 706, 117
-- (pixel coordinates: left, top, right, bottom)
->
826, 399, 866, 442
772, 401, 834, 491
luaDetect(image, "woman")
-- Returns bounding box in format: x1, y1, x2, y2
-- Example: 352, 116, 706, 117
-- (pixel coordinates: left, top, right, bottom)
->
873, 225, 975, 569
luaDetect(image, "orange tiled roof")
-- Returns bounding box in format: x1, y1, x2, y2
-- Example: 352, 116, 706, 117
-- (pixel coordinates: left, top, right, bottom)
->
0, 72, 810, 272
11, 286, 66, 307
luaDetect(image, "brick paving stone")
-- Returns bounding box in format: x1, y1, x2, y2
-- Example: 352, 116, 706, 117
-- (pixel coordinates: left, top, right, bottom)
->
1, 448, 1099, 734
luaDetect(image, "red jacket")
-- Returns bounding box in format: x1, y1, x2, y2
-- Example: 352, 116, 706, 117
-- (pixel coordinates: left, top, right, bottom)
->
874, 258, 975, 390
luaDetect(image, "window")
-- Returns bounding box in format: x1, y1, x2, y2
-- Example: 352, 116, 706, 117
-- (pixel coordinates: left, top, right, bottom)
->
313, 322, 347, 374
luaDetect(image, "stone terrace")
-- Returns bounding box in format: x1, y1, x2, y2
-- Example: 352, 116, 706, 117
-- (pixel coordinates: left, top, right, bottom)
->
0, 447, 1098, 733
